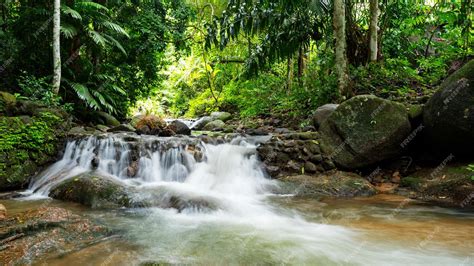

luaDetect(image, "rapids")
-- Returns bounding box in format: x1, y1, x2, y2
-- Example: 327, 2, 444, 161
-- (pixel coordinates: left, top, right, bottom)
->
14, 134, 474, 265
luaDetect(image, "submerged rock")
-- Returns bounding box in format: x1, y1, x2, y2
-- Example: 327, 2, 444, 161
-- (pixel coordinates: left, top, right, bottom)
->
280, 171, 376, 198
320, 95, 411, 169
423, 59, 474, 155
0, 206, 110, 264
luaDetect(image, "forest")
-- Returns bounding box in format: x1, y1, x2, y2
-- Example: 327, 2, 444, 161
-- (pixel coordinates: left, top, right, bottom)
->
0, 0, 473, 265
1, 0, 471, 122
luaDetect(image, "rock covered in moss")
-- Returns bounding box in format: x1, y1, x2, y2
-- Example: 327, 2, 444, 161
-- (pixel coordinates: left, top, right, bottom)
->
203, 120, 225, 131
280, 171, 376, 198
210, 111, 232, 122
107, 123, 136, 132
312, 103, 339, 129
423, 59, 474, 155
0, 91, 16, 114
49, 173, 134, 208
320, 95, 411, 169
94, 111, 120, 127
0, 111, 70, 191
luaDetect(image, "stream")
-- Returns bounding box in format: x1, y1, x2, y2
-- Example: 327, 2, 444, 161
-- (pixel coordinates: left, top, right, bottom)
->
4, 134, 474, 265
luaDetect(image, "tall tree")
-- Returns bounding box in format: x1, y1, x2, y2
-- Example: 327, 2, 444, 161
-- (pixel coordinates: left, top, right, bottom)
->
333, 0, 349, 98
368, 0, 379, 62
52, 0, 61, 94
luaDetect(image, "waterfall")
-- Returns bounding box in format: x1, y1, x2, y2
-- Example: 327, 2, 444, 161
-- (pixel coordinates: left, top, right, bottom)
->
26, 133, 274, 199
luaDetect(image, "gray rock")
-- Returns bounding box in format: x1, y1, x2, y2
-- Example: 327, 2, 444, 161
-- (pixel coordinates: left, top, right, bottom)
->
320, 95, 411, 169
203, 120, 225, 131
68, 126, 87, 135
280, 171, 376, 198
312, 104, 339, 129
423, 59, 474, 155
210, 111, 232, 122
191, 116, 213, 130
170, 120, 191, 135
107, 123, 136, 132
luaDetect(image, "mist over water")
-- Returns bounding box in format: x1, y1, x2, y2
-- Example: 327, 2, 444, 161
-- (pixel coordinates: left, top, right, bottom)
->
23, 134, 472, 265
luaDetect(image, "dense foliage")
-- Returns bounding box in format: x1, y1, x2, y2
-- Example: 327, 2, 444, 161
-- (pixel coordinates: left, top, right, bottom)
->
0, 0, 472, 121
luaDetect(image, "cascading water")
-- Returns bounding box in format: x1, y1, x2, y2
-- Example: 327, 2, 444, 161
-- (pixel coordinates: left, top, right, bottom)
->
24, 133, 470, 265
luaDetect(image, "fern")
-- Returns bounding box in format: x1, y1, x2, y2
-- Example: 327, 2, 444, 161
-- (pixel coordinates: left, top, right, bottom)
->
69, 82, 100, 110
61, 24, 78, 39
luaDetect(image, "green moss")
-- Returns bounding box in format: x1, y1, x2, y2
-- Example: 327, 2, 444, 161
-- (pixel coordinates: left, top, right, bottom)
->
400, 176, 422, 190
0, 111, 66, 190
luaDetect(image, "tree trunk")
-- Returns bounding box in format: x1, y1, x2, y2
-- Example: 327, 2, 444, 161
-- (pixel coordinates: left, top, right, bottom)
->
287, 56, 294, 94
369, 0, 379, 62
52, 0, 61, 94
297, 46, 307, 78
333, 0, 349, 99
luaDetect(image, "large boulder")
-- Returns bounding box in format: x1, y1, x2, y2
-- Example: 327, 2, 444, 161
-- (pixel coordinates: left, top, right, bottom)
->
49, 173, 134, 208
423, 59, 474, 155
203, 120, 225, 131
169, 120, 191, 135
210, 111, 232, 122
312, 104, 339, 129
320, 95, 411, 169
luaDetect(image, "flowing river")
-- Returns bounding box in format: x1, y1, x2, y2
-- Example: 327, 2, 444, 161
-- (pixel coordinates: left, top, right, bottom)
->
5, 134, 474, 265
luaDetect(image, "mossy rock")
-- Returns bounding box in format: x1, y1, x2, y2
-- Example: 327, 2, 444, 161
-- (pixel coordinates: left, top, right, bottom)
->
210, 111, 232, 122
203, 120, 225, 131
400, 176, 422, 190
423, 59, 474, 155
0, 91, 16, 114
320, 95, 411, 169
94, 111, 120, 127
0, 112, 68, 191
49, 173, 134, 208
280, 171, 376, 198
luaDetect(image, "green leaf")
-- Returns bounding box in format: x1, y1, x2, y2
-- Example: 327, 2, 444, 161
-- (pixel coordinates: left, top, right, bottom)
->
89, 31, 107, 46
60, 24, 78, 39
100, 21, 130, 38
70, 82, 99, 110
61, 5, 82, 20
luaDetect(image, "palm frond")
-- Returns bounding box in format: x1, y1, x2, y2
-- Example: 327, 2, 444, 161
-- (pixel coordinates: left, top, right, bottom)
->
61, 5, 82, 20
61, 24, 78, 39
70, 82, 100, 110
89, 30, 107, 46
103, 34, 127, 55
75, 1, 109, 12
100, 21, 130, 38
